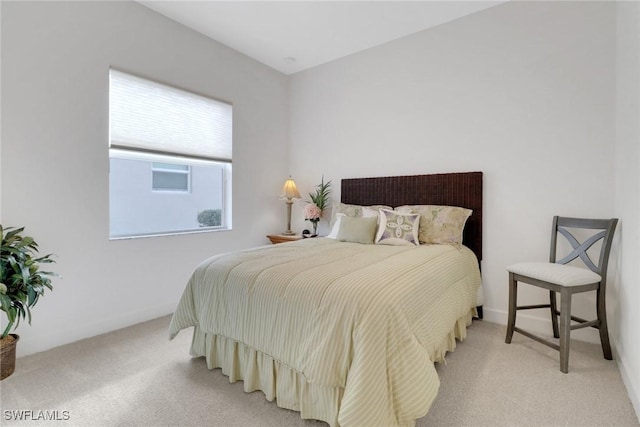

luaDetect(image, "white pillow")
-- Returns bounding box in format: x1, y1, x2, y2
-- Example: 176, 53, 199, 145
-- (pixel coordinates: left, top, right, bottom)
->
374, 209, 420, 247
326, 213, 345, 239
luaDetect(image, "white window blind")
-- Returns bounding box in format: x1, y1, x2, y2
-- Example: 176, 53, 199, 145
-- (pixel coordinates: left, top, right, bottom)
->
109, 69, 232, 162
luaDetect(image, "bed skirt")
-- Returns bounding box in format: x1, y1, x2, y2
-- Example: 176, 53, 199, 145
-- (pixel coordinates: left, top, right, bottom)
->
188, 308, 476, 427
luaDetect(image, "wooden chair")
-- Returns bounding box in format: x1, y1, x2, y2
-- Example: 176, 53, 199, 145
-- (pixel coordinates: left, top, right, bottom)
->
505, 216, 618, 373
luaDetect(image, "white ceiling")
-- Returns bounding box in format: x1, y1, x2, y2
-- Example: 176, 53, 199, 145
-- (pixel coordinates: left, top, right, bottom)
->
139, 1, 505, 75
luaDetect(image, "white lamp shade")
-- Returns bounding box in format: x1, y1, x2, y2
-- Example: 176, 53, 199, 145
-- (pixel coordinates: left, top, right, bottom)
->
282, 177, 301, 199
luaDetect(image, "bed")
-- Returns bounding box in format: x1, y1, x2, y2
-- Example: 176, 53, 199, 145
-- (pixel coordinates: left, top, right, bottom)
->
170, 171, 483, 427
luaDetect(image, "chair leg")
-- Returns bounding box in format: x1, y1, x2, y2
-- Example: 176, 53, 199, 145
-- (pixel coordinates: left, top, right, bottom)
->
549, 290, 559, 338
597, 288, 613, 360
505, 272, 517, 344
559, 290, 572, 373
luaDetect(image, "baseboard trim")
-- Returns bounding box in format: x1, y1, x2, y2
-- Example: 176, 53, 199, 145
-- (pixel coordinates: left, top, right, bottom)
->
613, 337, 640, 422
14, 303, 176, 358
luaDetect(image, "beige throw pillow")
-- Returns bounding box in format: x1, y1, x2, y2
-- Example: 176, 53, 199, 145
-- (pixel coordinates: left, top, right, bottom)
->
336, 216, 378, 244
395, 205, 472, 246
330, 202, 392, 227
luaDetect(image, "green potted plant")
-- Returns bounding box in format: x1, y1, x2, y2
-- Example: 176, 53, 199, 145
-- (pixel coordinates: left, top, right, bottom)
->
0, 225, 57, 380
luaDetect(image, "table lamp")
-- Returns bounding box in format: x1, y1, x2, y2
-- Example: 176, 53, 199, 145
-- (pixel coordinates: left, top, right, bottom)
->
281, 176, 301, 235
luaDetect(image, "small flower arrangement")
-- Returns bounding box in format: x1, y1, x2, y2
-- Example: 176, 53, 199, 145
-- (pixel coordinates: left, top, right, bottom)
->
305, 176, 331, 236
304, 203, 322, 223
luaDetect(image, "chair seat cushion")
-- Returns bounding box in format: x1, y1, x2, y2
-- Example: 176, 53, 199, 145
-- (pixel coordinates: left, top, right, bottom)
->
507, 262, 601, 287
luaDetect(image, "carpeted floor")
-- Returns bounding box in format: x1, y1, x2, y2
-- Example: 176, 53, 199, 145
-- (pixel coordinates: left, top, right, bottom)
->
1, 316, 637, 426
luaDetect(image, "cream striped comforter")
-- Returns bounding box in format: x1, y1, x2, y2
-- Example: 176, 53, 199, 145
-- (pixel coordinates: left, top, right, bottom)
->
170, 238, 481, 427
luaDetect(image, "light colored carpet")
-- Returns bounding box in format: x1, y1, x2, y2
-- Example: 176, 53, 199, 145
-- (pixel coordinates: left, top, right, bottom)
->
1, 316, 637, 426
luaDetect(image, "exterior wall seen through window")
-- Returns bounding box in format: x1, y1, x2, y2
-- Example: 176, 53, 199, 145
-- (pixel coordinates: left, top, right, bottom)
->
109, 157, 226, 238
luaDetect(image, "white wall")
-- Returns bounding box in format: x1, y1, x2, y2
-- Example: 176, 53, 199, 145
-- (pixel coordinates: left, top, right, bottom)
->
0, 1, 289, 356
290, 0, 616, 341
615, 1, 640, 417
0, 2, 3, 218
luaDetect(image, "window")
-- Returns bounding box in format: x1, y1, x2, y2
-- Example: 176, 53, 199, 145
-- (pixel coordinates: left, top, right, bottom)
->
152, 163, 190, 192
109, 69, 232, 239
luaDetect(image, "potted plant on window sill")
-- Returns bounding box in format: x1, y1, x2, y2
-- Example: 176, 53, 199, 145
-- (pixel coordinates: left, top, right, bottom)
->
0, 225, 57, 380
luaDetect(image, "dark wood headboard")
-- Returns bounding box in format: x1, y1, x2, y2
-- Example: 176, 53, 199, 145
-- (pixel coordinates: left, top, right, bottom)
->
341, 171, 483, 262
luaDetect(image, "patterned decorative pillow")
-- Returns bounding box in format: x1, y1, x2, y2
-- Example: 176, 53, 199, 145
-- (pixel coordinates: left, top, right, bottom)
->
374, 209, 420, 247
330, 202, 392, 227
362, 206, 383, 219
395, 205, 472, 246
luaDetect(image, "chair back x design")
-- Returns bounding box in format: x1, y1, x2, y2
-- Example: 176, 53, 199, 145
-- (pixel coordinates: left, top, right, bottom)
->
551, 216, 617, 277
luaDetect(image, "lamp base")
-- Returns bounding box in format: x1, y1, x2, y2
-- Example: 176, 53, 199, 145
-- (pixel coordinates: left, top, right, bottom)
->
283, 199, 295, 237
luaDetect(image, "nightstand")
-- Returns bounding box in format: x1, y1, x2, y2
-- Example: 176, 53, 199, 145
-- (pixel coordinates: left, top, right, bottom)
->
266, 234, 303, 244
